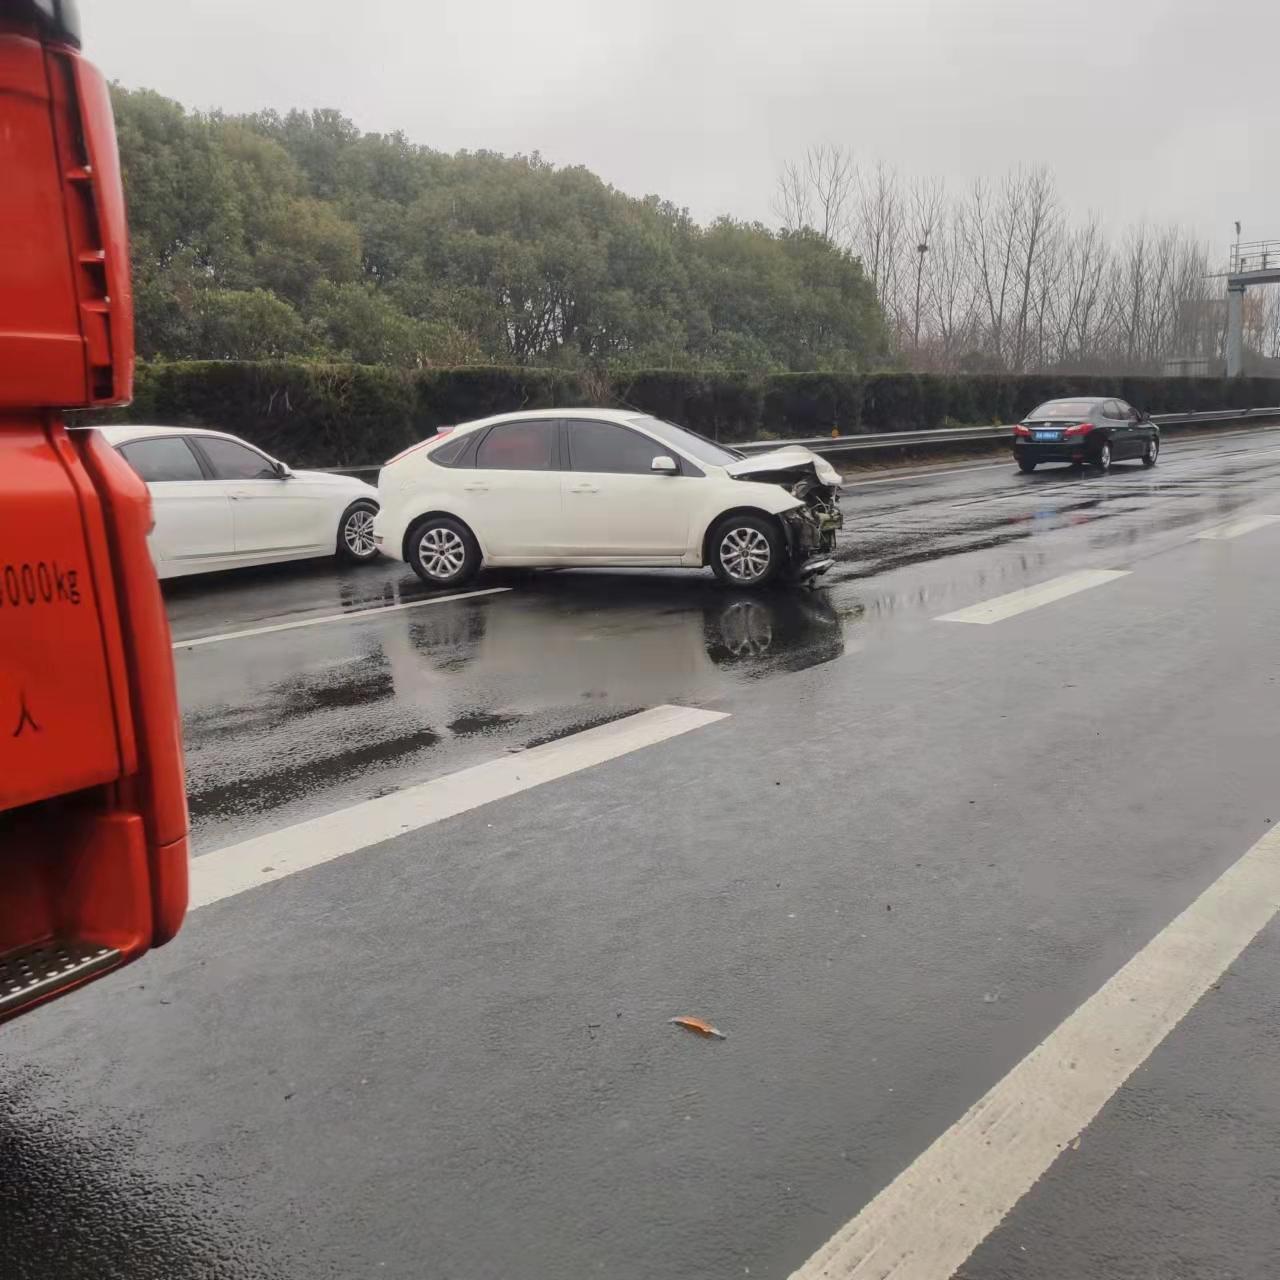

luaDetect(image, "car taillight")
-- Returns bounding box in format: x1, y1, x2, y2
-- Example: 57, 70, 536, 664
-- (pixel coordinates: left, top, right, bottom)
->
1063, 422, 1094, 438
1013, 424, 1031, 437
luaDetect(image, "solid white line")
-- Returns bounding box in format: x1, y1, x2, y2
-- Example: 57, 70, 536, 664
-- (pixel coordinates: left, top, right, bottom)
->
172, 586, 511, 649
189, 704, 727, 909
933, 569, 1130, 625
789, 820, 1280, 1280
1191, 514, 1280, 541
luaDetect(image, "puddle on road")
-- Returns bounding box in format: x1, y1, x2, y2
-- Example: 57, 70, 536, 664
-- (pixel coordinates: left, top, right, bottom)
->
181, 576, 853, 845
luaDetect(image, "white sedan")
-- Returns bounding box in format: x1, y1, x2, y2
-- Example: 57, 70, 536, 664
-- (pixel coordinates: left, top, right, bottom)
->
374, 409, 843, 589
100, 425, 380, 580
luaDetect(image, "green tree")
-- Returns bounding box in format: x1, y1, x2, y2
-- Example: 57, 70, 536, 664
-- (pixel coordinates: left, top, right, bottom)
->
110, 86, 891, 372
191, 288, 311, 360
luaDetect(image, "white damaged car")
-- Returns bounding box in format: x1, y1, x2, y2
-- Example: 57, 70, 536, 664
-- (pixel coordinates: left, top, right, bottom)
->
374, 408, 843, 589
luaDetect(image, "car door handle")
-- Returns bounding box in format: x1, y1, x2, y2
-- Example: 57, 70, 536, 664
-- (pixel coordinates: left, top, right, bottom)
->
569, 482, 599, 494
462, 482, 490, 492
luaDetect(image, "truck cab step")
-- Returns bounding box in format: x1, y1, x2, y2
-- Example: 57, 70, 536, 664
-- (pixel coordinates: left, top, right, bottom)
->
0, 940, 121, 1018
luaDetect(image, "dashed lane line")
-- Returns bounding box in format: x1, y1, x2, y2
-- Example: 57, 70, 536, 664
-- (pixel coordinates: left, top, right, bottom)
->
788, 819, 1280, 1280
933, 569, 1130, 625
189, 704, 728, 910
172, 586, 512, 649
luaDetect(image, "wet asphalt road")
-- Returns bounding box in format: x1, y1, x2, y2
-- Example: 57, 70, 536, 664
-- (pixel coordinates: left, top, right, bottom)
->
5, 427, 1280, 1278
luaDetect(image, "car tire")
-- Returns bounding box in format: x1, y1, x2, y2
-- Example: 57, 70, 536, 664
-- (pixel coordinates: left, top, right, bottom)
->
406, 515, 481, 589
1142, 436, 1159, 467
709, 514, 784, 589
1095, 441, 1112, 473
1017, 459, 1037, 473
337, 499, 380, 563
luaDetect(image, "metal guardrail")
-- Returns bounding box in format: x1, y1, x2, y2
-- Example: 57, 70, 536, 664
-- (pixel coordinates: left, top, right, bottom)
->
734, 406, 1280, 457
324, 406, 1280, 476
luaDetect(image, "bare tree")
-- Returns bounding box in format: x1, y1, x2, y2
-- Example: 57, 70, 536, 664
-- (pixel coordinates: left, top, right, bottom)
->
1010, 167, 1058, 371
853, 161, 904, 325
773, 144, 857, 243
773, 159, 813, 236
773, 148, 1222, 374
905, 177, 945, 351
924, 207, 979, 369
959, 174, 1021, 368
1053, 217, 1110, 367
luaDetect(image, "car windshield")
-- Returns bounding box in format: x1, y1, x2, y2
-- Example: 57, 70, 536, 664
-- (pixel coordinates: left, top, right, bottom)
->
628, 415, 742, 466
1028, 400, 1100, 419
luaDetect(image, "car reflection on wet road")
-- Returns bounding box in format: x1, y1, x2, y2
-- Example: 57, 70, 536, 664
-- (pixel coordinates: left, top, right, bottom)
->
176, 573, 852, 850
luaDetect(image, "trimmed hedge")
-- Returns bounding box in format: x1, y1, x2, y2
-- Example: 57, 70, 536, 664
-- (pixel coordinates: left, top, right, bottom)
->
101, 361, 418, 468
610, 371, 762, 441
87, 360, 1280, 467
414, 366, 590, 436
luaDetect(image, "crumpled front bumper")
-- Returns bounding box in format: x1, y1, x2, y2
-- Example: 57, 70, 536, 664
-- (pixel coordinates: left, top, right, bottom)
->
780, 499, 842, 575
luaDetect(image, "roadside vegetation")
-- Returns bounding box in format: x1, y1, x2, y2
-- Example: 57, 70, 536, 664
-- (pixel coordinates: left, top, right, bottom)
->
113, 90, 888, 374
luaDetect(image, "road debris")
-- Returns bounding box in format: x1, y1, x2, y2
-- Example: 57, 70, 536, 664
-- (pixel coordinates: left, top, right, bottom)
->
670, 1015, 727, 1039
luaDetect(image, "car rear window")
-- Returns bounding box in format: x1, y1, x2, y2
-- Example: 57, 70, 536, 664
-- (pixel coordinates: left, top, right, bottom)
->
1027, 400, 1100, 420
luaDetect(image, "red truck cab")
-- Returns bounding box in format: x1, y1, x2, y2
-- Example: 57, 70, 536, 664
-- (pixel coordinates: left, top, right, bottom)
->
1, 0, 188, 1022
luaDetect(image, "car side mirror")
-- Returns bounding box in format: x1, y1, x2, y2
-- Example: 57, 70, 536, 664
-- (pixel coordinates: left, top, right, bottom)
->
651, 455, 678, 475
274, 460, 293, 479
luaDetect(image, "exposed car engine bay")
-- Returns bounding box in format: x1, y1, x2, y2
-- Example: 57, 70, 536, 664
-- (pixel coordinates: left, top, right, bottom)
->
726, 451, 844, 579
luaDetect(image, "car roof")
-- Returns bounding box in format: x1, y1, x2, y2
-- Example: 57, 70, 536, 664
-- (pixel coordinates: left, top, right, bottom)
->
94, 424, 245, 446
1034, 396, 1109, 407
449, 407, 643, 435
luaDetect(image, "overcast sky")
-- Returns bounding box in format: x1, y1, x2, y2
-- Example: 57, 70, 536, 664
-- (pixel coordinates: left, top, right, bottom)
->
87, 0, 1278, 255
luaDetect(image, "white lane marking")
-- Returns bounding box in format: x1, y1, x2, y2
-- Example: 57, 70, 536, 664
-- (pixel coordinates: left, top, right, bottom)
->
789, 819, 1280, 1280
172, 587, 511, 649
189, 704, 727, 909
1191, 514, 1280, 541
934, 569, 1130, 625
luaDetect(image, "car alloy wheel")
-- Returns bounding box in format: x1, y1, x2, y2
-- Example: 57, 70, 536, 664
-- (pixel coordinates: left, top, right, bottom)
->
719, 525, 772, 584
418, 526, 467, 581
343, 507, 377, 559
1143, 438, 1159, 467
1097, 442, 1111, 472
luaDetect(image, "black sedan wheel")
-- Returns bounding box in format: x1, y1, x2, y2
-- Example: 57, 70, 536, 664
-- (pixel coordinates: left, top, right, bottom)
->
1143, 437, 1159, 467
1095, 441, 1112, 473
1018, 459, 1037, 473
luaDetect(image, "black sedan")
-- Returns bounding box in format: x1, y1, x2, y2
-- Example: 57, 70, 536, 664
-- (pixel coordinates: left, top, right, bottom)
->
1012, 397, 1160, 473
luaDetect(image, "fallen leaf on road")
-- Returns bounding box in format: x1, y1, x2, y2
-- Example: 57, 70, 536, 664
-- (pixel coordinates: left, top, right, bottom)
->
670, 1016, 726, 1039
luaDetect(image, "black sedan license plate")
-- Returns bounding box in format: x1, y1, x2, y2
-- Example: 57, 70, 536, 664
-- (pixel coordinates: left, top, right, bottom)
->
1033, 431, 1060, 441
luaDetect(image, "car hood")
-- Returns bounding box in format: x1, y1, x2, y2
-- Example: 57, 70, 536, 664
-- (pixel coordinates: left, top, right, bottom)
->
292, 469, 378, 497
724, 446, 842, 487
